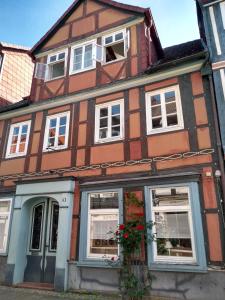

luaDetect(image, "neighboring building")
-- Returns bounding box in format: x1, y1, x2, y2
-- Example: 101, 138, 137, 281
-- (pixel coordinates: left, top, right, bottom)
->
0, 0, 224, 299
197, 1, 225, 152
0, 42, 34, 105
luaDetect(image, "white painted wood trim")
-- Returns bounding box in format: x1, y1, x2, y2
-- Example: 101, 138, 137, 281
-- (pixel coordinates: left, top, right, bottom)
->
209, 6, 222, 55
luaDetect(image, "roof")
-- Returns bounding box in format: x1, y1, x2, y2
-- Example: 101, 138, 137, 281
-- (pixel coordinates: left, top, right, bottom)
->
163, 39, 205, 62
0, 42, 30, 52
31, 0, 152, 54
197, 0, 220, 6
0, 99, 30, 113
146, 39, 206, 72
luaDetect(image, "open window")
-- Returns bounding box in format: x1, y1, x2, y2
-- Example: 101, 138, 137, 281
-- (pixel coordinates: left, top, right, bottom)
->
46, 50, 67, 80
102, 29, 129, 64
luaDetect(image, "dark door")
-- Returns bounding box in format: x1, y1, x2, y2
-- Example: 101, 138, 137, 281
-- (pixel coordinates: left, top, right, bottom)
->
24, 198, 59, 283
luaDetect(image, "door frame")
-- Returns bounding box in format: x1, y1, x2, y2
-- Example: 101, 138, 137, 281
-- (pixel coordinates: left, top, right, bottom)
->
5, 178, 75, 291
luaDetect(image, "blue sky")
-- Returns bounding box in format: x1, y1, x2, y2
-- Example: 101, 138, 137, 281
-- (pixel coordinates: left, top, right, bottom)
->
0, 0, 199, 49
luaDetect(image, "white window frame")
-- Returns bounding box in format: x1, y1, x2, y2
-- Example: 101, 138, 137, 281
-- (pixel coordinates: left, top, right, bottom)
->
45, 49, 68, 82
0, 198, 12, 254
87, 192, 119, 259
6, 120, 31, 159
102, 29, 129, 65
145, 85, 184, 135
150, 186, 197, 264
70, 40, 96, 75
95, 99, 124, 144
43, 111, 70, 152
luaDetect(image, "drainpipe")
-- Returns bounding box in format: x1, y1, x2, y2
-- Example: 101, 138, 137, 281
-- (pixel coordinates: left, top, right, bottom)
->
208, 74, 225, 227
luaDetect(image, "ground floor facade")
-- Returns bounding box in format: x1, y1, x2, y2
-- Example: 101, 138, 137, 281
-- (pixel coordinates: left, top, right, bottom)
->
0, 166, 224, 299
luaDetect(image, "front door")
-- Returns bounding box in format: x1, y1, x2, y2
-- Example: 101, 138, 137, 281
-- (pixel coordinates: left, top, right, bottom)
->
24, 198, 59, 284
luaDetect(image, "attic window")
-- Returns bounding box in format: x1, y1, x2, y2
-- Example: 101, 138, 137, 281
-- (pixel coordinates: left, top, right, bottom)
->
103, 30, 129, 63
46, 50, 67, 80
70, 40, 96, 74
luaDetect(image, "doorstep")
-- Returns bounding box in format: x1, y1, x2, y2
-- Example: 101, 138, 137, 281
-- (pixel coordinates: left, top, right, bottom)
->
14, 282, 54, 291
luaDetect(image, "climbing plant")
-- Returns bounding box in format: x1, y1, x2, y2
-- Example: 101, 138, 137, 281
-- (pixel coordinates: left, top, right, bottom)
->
109, 192, 154, 300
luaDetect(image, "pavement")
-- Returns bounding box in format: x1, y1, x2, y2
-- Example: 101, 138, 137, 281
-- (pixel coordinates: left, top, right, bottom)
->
0, 285, 177, 300
0, 286, 120, 300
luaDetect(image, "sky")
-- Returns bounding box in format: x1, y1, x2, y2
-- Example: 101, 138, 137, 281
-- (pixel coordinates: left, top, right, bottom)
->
0, 0, 200, 49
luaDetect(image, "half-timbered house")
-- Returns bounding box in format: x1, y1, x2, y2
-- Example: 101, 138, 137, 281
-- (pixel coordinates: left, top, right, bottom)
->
0, 1, 224, 299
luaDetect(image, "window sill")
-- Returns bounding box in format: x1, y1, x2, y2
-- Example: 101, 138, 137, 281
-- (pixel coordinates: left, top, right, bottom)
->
69, 65, 96, 75
43, 146, 68, 153
149, 262, 207, 273
95, 137, 124, 144
102, 57, 126, 66
5, 153, 27, 159
70, 260, 121, 269
147, 126, 184, 136
44, 75, 65, 83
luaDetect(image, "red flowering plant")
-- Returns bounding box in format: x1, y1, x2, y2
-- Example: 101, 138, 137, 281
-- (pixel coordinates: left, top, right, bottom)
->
108, 192, 154, 299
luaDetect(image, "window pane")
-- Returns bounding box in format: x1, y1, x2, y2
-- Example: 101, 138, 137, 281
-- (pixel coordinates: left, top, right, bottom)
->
10, 145, 16, 154
152, 117, 162, 129
0, 201, 10, 213
49, 128, 56, 137
12, 136, 18, 144
59, 126, 66, 136
165, 91, 176, 103
50, 118, 57, 128
31, 204, 44, 250
105, 42, 124, 62
50, 203, 59, 251
48, 138, 55, 147
151, 106, 161, 117
74, 47, 82, 70
18, 143, 25, 153
105, 36, 113, 44
166, 102, 177, 115
152, 187, 189, 207
58, 135, 65, 146
155, 212, 193, 258
50, 61, 64, 78
167, 115, 178, 126
0, 218, 8, 251
89, 214, 118, 256
112, 126, 120, 137
22, 125, 28, 134
13, 127, 19, 135
59, 116, 67, 126
100, 118, 108, 128
112, 104, 120, 115
100, 108, 108, 117
90, 192, 119, 209
115, 32, 123, 41
50, 55, 56, 62
112, 115, 120, 126
151, 95, 161, 106
99, 128, 107, 139
84, 44, 93, 68
58, 52, 65, 60
20, 134, 27, 143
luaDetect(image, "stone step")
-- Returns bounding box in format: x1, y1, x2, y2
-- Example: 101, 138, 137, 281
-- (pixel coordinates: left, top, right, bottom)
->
14, 282, 54, 291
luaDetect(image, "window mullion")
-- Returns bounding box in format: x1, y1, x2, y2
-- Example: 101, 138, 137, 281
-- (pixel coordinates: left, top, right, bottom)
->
16, 126, 22, 153
162, 93, 167, 128
82, 45, 85, 70
55, 117, 60, 148
109, 106, 112, 138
